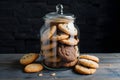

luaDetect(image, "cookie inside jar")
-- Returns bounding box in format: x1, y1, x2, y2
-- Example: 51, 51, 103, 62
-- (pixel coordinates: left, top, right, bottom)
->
40, 4, 80, 70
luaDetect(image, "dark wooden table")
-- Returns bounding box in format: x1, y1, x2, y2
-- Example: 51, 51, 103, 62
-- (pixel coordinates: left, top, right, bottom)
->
0, 53, 120, 80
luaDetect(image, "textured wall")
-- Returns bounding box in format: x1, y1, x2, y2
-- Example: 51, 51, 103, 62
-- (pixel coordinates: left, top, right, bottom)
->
0, 0, 119, 53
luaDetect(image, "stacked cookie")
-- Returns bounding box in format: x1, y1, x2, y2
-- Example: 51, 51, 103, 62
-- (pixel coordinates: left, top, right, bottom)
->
40, 19, 79, 68
74, 55, 99, 75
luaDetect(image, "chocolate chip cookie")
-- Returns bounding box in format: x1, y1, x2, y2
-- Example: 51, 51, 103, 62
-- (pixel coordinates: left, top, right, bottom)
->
58, 44, 77, 62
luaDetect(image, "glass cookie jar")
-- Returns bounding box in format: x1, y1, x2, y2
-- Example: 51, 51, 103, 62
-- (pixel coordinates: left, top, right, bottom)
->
40, 4, 80, 70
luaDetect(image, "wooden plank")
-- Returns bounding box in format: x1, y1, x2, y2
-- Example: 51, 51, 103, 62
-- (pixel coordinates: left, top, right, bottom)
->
0, 53, 120, 80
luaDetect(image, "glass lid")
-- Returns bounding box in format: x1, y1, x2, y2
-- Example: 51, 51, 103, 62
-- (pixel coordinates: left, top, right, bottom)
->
44, 4, 75, 20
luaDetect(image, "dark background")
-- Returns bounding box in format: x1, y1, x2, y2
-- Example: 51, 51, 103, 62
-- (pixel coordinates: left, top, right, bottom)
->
0, 0, 119, 53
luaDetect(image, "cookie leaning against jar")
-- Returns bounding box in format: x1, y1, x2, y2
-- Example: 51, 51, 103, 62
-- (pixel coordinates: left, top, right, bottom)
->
20, 53, 39, 65
74, 54, 99, 75
79, 55, 99, 63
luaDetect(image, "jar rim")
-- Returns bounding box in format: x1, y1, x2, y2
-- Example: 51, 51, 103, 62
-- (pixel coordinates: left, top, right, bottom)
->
43, 12, 75, 20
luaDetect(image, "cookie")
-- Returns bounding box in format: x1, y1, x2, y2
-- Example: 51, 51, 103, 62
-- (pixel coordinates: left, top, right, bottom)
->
41, 25, 56, 42
59, 37, 79, 45
58, 23, 78, 36
41, 42, 57, 50
50, 33, 69, 41
42, 50, 56, 58
79, 55, 99, 63
78, 59, 99, 69
20, 53, 39, 65
24, 63, 43, 73
75, 64, 96, 75
62, 59, 78, 67
45, 56, 61, 63
58, 44, 77, 62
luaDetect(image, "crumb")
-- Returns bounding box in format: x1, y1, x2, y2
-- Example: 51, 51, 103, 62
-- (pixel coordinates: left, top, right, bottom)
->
108, 64, 112, 66
106, 64, 112, 67
51, 73, 56, 76
38, 73, 43, 76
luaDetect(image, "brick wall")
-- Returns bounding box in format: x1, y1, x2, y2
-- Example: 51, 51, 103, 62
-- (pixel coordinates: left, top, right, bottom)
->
0, 0, 119, 53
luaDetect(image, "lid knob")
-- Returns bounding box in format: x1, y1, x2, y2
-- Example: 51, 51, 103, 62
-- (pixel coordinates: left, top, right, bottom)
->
56, 4, 63, 14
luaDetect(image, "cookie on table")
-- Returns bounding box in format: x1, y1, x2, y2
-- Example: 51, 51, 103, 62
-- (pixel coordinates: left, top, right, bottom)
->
24, 63, 43, 73
59, 37, 79, 45
41, 42, 57, 50
58, 23, 78, 36
79, 55, 99, 63
74, 54, 99, 75
75, 64, 96, 75
20, 53, 39, 65
78, 59, 99, 69
41, 25, 56, 42
58, 44, 77, 62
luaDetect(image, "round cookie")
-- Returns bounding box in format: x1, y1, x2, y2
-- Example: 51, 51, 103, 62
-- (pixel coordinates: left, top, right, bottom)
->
41, 25, 56, 42
20, 53, 39, 65
78, 59, 99, 69
79, 55, 99, 63
59, 37, 79, 45
58, 23, 78, 36
24, 63, 43, 73
62, 59, 78, 67
75, 64, 96, 75
58, 45, 77, 62
50, 33, 69, 41
41, 42, 57, 50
